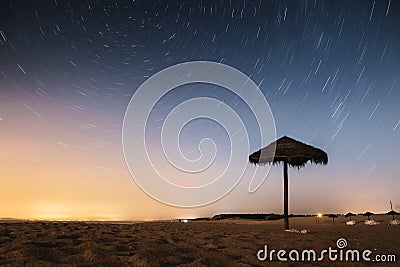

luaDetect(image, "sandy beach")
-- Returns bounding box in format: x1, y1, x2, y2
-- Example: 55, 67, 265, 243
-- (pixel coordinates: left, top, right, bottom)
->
1, 215, 399, 266
2, 1, 400, 267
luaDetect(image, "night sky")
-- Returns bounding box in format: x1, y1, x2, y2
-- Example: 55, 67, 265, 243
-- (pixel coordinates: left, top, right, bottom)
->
1, 0, 399, 220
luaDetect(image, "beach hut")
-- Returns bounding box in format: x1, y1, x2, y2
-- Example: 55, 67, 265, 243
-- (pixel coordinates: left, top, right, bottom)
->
249, 136, 328, 230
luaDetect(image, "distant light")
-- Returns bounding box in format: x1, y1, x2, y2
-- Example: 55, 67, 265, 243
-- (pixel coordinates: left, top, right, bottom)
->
317, 213, 323, 218
181, 219, 189, 223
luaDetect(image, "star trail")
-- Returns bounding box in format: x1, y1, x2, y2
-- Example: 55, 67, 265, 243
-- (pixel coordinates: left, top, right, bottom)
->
0, 0, 399, 220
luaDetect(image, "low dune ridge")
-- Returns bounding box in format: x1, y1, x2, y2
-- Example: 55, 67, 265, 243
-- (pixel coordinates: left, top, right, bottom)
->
0, 215, 399, 266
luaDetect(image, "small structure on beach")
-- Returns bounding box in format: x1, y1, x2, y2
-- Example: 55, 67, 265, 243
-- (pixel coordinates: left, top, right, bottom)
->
249, 136, 328, 230
345, 212, 356, 221
387, 201, 400, 225
345, 212, 356, 225
386, 210, 399, 220
328, 214, 338, 224
363, 212, 379, 225
363, 212, 374, 220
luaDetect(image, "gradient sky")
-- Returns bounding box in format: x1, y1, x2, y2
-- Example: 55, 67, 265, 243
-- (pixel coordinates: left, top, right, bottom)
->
1, 0, 399, 220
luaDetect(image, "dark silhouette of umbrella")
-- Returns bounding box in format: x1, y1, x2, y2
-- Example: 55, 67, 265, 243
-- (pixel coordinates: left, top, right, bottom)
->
363, 212, 374, 220
249, 136, 328, 230
387, 210, 399, 220
345, 212, 356, 221
387, 201, 399, 220
328, 214, 338, 224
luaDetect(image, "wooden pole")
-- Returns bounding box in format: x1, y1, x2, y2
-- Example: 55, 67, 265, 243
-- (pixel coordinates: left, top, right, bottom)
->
390, 201, 394, 220
283, 161, 289, 230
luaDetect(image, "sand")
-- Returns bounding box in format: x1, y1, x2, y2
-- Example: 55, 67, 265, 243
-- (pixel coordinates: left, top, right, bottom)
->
0, 215, 399, 266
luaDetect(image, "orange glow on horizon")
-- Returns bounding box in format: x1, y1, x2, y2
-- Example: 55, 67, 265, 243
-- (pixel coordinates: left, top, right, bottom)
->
0, 110, 398, 221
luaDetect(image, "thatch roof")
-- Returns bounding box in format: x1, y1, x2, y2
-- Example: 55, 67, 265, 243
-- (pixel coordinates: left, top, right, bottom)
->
387, 210, 400, 216
249, 136, 328, 168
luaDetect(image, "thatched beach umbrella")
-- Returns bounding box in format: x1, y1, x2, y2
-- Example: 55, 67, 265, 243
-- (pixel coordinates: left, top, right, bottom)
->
387, 200, 399, 220
345, 212, 356, 221
328, 214, 338, 224
363, 212, 374, 220
249, 136, 328, 230
387, 210, 399, 220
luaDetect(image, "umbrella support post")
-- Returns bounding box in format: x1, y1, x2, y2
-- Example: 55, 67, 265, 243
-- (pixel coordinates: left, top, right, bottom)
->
283, 161, 289, 230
